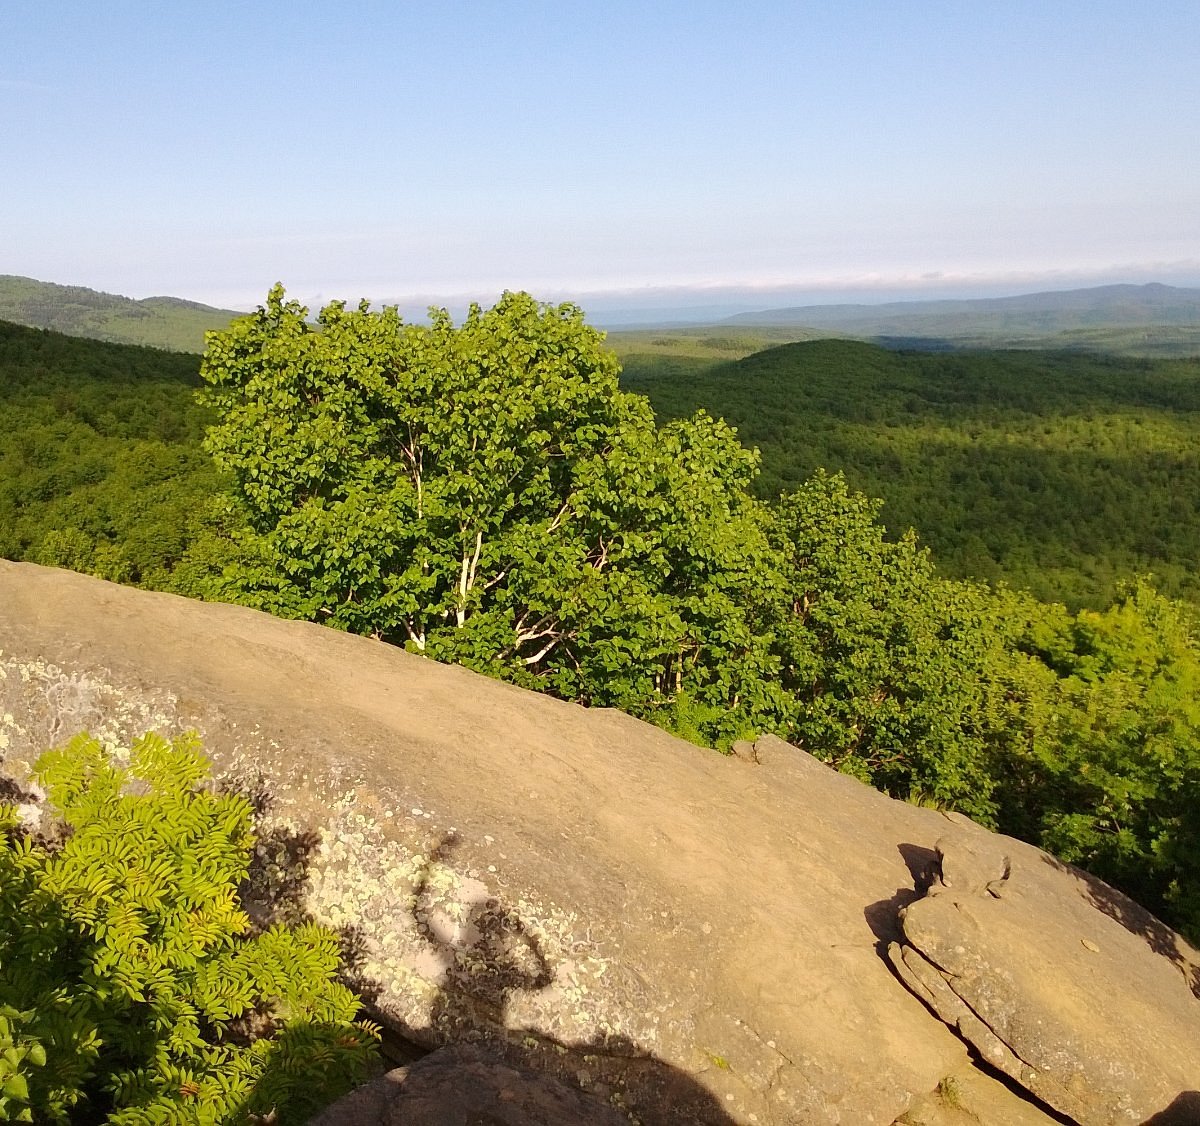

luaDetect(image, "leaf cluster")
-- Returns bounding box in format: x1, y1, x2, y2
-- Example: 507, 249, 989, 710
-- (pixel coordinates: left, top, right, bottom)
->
994, 582, 1200, 936
0, 732, 377, 1124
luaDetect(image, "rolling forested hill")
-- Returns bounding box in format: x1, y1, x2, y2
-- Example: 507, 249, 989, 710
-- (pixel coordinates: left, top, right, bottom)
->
0, 275, 240, 352
619, 340, 1200, 610
0, 319, 218, 583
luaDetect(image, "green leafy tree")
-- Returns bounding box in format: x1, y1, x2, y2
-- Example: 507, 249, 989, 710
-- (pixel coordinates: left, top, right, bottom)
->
0, 732, 377, 1124
762, 472, 1008, 822
197, 287, 774, 723
1002, 581, 1200, 936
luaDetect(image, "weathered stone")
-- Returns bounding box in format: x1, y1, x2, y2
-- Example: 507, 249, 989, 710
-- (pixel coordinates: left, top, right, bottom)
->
895, 827, 1200, 1125
6, 561, 1194, 1124
729, 739, 758, 763
306, 1044, 630, 1126
885, 941, 1034, 1085
891, 1061, 1062, 1126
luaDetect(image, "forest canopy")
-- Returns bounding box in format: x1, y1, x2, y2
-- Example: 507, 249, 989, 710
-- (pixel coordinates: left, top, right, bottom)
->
620, 339, 1200, 610
0, 320, 216, 586
3, 300, 1200, 943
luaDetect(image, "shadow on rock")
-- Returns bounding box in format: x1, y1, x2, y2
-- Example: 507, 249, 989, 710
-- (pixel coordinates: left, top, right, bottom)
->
0, 773, 36, 804
226, 773, 421, 1073
224, 787, 735, 1124
414, 829, 554, 1032
402, 829, 737, 1125
1142, 1090, 1200, 1125
1038, 852, 1200, 1000
864, 842, 938, 953
225, 771, 324, 931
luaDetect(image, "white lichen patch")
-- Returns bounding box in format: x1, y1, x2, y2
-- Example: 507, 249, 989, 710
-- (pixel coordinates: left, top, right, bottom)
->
238, 780, 648, 1052
0, 651, 181, 775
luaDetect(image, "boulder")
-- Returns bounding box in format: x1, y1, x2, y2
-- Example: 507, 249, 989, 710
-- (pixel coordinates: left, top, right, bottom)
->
889, 826, 1200, 1125
3, 561, 1197, 1124
306, 1043, 630, 1126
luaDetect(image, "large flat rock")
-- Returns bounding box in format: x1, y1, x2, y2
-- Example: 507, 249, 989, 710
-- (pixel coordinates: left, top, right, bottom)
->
2, 562, 1178, 1124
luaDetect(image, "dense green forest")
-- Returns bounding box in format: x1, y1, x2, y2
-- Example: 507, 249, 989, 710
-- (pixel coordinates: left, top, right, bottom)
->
4, 306, 1200, 950
0, 320, 219, 584
619, 340, 1200, 610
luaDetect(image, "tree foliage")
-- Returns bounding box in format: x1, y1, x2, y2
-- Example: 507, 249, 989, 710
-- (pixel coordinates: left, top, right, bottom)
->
0, 732, 377, 1124
197, 287, 771, 716
760, 471, 1007, 821
996, 582, 1200, 936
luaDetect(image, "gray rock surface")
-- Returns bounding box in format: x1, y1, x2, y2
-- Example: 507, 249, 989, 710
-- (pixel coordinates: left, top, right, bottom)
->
889, 828, 1200, 1125
4, 561, 1196, 1124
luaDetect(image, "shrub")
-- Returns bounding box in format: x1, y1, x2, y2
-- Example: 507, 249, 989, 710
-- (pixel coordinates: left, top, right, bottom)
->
0, 731, 377, 1124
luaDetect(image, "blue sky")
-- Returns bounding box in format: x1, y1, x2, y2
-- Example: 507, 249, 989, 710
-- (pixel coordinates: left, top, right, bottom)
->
3, 1, 1199, 316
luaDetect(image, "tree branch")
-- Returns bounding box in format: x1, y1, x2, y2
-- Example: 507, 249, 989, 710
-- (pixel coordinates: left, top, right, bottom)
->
522, 636, 563, 666
403, 619, 426, 651
515, 615, 559, 644
547, 500, 572, 533
455, 529, 484, 627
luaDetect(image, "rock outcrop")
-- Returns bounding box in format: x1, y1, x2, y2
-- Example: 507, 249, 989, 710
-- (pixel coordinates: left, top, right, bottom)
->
889, 827, 1200, 1125
2, 561, 1199, 1125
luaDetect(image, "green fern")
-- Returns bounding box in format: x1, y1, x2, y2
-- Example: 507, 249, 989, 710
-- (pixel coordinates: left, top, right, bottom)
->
0, 732, 378, 1124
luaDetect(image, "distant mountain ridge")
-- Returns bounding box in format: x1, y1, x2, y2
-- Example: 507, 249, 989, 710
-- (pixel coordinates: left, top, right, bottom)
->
8, 274, 1200, 356
0, 275, 242, 352
721, 283, 1200, 352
